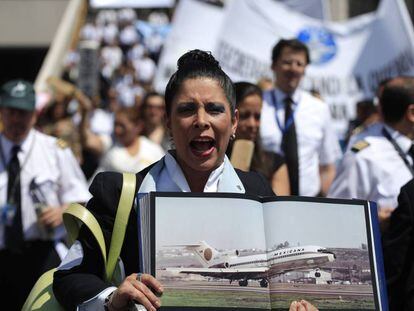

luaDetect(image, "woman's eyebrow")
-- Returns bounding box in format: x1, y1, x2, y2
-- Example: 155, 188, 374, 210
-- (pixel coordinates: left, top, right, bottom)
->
176, 101, 196, 106
205, 102, 226, 110
175, 102, 196, 111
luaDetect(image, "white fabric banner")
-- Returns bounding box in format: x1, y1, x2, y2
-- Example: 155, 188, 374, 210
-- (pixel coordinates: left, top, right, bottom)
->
90, 0, 174, 8
153, 0, 329, 94
278, 0, 329, 20
213, 0, 414, 137
153, 0, 224, 93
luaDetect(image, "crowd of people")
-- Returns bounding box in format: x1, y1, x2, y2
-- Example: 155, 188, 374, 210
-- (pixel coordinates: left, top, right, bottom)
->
0, 7, 413, 311
39, 8, 171, 181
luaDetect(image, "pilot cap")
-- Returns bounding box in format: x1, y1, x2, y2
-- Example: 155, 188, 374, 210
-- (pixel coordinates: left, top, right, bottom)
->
0, 80, 35, 111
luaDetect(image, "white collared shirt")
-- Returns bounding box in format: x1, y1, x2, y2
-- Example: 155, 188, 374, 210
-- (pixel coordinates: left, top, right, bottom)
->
328, 123, 414, 209
383, 124, 414, 165
260, 88, 341, 196
0, 129, 90, 249
157, 152, 224, 192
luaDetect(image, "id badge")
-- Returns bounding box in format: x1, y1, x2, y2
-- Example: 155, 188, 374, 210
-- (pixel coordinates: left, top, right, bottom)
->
1, 203, 16, 226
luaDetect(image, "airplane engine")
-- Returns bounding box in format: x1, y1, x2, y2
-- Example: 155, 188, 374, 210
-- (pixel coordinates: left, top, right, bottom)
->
203, 248, 213, 261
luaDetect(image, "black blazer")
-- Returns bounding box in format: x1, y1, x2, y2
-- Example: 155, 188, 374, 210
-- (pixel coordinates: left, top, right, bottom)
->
382, 179, 414, 310
53, 163, 275, 310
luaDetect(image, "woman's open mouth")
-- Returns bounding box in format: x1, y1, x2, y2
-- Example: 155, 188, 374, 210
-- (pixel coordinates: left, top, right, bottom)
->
189, 137, 215, 157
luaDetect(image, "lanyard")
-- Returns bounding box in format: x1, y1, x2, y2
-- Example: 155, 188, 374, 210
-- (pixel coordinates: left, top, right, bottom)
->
270, 91, 296, 134
382, 127, 414, 177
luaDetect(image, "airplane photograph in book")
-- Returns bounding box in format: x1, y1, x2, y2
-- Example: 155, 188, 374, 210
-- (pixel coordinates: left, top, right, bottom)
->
164, 241, 336, 288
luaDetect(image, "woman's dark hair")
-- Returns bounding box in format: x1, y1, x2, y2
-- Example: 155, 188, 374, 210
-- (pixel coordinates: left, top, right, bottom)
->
164, 49, 236, 117
227, 81, 278, 179
234, 82, 262, 108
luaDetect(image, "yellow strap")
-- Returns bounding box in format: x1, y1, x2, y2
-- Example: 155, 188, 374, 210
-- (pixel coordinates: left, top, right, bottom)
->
22, 174, 135, 310
105, 173, 136, 281
21, 268, 62, 311
63, 203, 107, 265
22, 204, 106, 310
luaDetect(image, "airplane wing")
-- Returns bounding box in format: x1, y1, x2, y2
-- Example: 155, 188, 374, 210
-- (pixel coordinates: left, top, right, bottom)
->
165, 267, 268, 280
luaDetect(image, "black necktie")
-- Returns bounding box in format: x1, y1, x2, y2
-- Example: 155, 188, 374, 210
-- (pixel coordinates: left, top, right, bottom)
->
408, 144, 414, 168
281, 97, 299, 195
5, 145, 24, 251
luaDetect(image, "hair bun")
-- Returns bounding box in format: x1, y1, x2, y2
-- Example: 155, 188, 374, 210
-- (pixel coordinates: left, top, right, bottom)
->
177, 49, 221, 71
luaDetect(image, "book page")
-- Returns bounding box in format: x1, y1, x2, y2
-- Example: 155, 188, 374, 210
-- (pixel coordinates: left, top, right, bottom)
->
153, 194, 272, 310
138, 193, 152, 274
262, 199, 377, 310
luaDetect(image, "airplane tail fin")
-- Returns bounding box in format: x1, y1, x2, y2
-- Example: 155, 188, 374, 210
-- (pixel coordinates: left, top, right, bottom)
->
184, 241, 220, 267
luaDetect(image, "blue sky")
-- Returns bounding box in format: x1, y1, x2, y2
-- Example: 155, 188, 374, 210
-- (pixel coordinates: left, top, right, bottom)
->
153, 196, 368, 251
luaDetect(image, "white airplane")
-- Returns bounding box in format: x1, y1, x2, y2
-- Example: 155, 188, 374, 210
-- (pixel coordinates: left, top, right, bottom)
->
164, 241, 335, 287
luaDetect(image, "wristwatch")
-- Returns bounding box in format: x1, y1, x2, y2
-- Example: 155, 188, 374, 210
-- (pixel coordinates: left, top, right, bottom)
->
104, 292, 148, 311
104, 292, 127, 311
103, 292, 114, 311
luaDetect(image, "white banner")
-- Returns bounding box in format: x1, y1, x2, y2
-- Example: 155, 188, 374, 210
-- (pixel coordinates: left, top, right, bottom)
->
278, 0, 329, 20
153, 0, 224, 93
213, 0, 414, 137
90, 0, 174, 8
153, 0, 330, 94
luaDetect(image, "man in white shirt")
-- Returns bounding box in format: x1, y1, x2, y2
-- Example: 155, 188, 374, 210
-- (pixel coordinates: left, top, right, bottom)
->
0, 80, 90, 310
329, 76, 414, 224
260, 39, 341, 196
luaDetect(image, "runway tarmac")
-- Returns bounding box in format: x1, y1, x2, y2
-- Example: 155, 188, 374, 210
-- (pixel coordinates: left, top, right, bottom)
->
163, 280, 374, 297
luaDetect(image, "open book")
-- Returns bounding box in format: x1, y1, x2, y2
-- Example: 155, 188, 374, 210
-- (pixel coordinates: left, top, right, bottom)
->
137, 193, 387, 310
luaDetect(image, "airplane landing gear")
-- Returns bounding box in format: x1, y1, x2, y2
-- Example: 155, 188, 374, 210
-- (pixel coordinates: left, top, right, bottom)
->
259, 279, 268, 288
238, 279, 248, 286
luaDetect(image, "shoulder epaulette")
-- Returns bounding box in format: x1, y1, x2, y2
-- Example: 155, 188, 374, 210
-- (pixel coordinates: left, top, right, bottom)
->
351, 125, 364, 136
351, 140, 370, 153
56, 138, 68, 149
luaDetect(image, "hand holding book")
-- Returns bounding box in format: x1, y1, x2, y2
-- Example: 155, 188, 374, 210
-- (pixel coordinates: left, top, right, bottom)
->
107, 273, 163, 311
